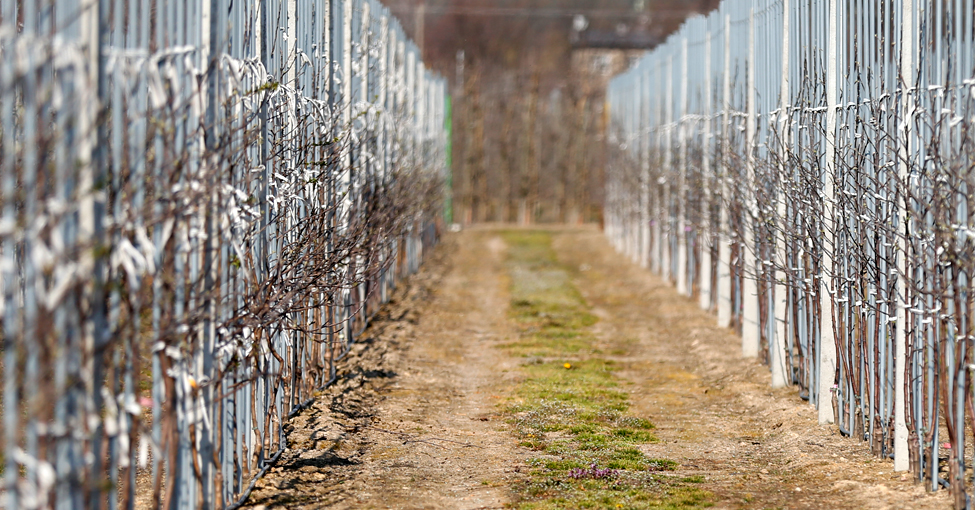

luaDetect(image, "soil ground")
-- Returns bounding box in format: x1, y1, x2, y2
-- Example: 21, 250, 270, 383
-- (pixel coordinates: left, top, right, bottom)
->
243, 226, 950, 509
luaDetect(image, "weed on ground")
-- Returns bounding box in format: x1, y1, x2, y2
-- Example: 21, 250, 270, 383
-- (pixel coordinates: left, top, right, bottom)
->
500, 231, 712, 510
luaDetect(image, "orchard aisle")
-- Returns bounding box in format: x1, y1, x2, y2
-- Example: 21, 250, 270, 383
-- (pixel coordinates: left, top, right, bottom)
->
245, 229, 528, 509
244, 227, 949, 509
552, 227, 949, 510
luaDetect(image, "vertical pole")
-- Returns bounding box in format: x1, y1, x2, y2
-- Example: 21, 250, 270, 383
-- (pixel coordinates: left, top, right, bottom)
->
202, 0, 226, 504
699, 26, 713, 311
742, 6, 760, 358
718, 13, 733, 328
641, 70, 651, 269
287, 0, 297, 86
653, 58, 664, 275
638, 63, 645, 267
663, 55, 673, 283
894, 0, 914, 471
771, 0, 790, 388
343, 0, 353, 145
360, 0, 372, 257
379, 14, 389, 184
88, 0, 112, 504
340, 0, 353, 291
1, 6, 18, 498
677, 37, 689, 296
819, 0, 839, 425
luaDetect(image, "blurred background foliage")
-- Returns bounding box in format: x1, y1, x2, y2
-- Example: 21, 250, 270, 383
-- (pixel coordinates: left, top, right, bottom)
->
384, 0, 718, 224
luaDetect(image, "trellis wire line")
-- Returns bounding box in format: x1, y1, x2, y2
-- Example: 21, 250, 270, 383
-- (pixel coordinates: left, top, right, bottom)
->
0, 0, 449, 508
608, 0, 975, 506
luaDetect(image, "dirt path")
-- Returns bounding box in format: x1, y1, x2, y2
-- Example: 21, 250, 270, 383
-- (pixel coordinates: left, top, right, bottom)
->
245, 230, 528, 509
552, 228, 950, 509
245, 226, 949, 509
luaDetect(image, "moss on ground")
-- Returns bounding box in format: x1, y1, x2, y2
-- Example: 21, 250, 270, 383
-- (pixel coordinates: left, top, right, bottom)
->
500, 230, 712, 510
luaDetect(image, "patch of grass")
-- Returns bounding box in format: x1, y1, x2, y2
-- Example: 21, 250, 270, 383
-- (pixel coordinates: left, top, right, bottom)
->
544, 459, 588, 471
516, 473, 712, 510
613, 428, 657, 442
499, 231, 712, 510
501, 231, 601, 359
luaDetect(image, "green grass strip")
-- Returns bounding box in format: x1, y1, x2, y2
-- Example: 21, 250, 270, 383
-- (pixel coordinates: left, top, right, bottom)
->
499, 230, 712, 510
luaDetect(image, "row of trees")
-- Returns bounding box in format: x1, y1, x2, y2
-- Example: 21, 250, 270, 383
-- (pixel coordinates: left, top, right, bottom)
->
607, 0, 975, 505
0, 0, 447, 508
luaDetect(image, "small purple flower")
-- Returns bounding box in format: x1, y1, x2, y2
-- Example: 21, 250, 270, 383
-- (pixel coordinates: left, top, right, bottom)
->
569, 463, 618, 480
